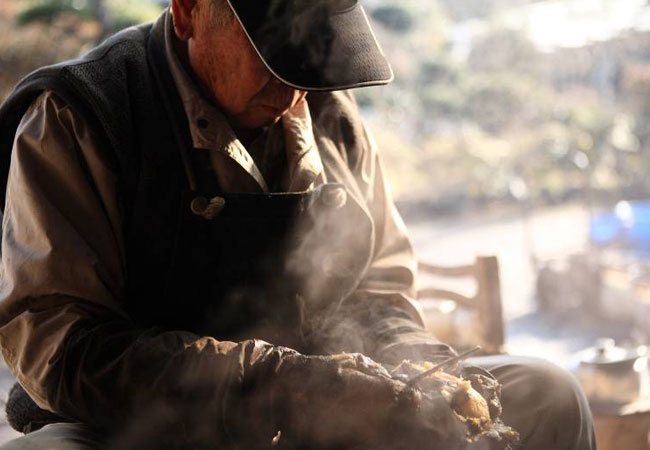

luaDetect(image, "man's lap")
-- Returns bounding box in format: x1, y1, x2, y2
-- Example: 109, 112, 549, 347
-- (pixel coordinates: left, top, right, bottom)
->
469, 354, 596, 450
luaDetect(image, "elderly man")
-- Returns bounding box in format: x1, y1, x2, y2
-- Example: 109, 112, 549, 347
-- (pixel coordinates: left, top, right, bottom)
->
0, 0, 595, 449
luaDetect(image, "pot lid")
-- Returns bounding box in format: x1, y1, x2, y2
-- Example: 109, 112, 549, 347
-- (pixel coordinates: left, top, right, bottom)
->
578, 338, 647, 365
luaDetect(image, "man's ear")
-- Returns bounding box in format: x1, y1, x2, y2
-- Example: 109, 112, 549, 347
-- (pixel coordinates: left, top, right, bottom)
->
170, 0, 198, 40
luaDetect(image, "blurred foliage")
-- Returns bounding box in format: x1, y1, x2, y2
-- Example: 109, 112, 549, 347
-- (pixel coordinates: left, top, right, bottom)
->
360, 1, 650, 215
0, 0, 165, 101
370, 5, 413, 33
16, 0, 93, 24
467, 28, 542, 76
108, 0, 164, 30
17, 0, 162, 31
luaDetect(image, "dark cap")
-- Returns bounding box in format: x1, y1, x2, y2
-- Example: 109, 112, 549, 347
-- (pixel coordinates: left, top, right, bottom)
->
225, 0, 394, 91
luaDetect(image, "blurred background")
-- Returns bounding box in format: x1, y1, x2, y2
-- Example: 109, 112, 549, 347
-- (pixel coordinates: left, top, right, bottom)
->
2, 0, 650, 443
357, 0, 650, 365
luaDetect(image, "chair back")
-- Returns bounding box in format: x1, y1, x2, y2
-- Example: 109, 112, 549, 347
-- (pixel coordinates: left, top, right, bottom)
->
418, 256, 504, 354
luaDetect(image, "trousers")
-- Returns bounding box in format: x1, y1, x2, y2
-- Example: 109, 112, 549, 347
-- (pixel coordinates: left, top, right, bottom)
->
0, 355, 596, 450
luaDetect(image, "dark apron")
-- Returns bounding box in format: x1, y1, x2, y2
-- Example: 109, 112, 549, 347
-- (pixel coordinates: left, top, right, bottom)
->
157, 181, 372, 352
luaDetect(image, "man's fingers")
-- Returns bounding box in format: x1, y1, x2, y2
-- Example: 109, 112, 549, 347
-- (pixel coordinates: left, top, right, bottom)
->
331, 353, 393, 378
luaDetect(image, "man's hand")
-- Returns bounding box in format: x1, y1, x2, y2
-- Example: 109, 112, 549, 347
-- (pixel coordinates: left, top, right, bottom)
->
269, 352, 467, 450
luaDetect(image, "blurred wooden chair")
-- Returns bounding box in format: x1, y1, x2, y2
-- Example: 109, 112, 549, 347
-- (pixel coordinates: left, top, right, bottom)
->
417, 256, 505, 354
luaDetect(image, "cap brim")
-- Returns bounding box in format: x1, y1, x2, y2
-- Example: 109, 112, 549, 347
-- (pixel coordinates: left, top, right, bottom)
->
225, 0, 394, 91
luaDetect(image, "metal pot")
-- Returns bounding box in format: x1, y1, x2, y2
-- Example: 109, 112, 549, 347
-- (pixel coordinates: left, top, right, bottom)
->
571, 338, 650, 405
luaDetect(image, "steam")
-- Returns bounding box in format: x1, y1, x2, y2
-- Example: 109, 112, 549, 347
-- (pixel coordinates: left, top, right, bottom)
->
280, 185, 378, 354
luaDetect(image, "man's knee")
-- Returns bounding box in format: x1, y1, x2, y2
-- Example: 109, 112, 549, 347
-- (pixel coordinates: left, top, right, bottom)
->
477, 355, 595, 450
0, 423, 100, 450
498, 357, 588, 414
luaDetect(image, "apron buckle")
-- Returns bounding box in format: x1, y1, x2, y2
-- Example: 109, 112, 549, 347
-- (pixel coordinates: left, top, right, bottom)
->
191, 196, 226, 220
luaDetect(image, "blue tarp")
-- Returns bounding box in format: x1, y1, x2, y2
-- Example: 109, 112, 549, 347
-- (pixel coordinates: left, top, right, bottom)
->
590, 201, 650, 257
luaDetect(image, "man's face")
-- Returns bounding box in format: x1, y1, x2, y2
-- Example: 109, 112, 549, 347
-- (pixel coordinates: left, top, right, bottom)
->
177, 1, 307, 129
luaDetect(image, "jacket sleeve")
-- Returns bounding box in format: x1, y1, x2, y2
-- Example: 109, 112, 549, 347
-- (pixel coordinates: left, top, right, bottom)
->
326, 91, 456, 366
0, 91, 282, 444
